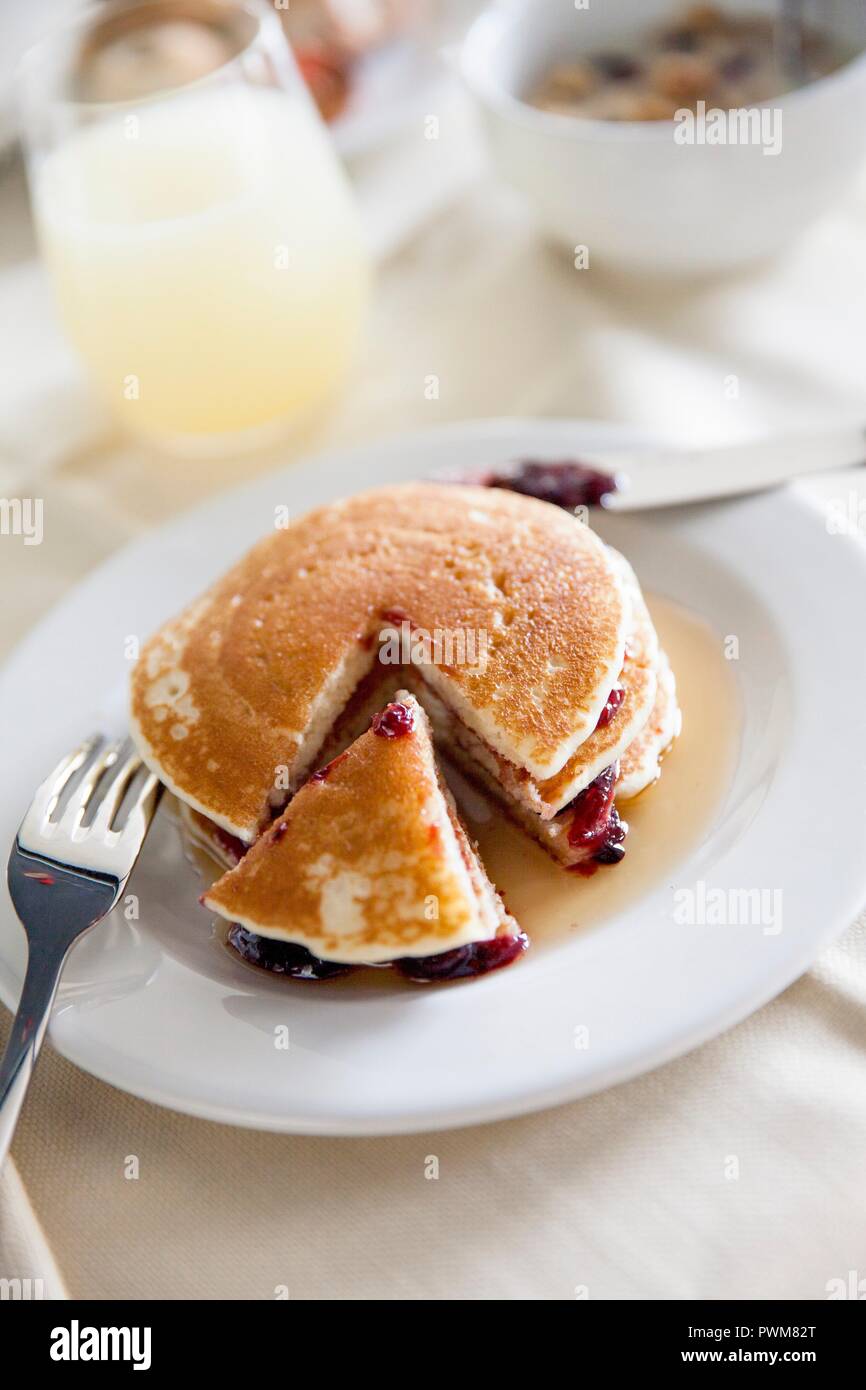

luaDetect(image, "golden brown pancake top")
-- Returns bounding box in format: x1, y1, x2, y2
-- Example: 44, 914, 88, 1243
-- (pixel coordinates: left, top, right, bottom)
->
130, 482, 627, 838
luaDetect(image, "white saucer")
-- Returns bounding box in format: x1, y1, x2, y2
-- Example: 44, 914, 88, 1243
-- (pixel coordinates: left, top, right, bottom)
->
1, 419, 864, 1134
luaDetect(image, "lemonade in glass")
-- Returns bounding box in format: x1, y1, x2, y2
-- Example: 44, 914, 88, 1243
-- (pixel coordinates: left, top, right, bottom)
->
19, 0, 370, 453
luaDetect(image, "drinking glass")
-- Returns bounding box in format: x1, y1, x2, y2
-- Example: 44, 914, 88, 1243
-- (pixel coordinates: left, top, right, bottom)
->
17, 0, 370, 454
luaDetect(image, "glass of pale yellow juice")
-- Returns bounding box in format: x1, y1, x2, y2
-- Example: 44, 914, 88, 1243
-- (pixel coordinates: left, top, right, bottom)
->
18, 0, 370, 453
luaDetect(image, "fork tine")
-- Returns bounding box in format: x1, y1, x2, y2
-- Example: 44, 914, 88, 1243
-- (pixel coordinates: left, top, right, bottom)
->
57, 739, 125, 835
90, 748, 143, 835
119, 769, 162, 842
28, 733, 103, 828
3, 734, 165, 1172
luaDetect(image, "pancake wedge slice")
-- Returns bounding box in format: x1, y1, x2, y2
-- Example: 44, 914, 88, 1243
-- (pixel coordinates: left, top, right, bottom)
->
203, 694, 524, 972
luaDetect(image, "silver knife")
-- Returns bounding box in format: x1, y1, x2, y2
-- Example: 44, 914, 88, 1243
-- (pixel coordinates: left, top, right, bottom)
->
593, 426, 866, 510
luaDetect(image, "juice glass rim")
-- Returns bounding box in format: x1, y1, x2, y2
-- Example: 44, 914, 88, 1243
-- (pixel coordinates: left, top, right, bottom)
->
16, 0, 297, 119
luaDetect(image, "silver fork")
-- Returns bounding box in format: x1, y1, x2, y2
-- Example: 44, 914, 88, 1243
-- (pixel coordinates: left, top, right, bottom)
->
0, 735, 162, 1168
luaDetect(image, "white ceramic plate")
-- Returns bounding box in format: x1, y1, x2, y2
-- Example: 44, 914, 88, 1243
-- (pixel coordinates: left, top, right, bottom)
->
2, 419, 865, 1134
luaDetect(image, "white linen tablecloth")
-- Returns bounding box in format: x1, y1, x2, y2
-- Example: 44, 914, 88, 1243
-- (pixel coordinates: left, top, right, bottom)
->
1, 96, 866, 1301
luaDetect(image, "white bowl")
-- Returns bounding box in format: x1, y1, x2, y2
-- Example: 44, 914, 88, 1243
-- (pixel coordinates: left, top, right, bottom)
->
460, 0, 866, 275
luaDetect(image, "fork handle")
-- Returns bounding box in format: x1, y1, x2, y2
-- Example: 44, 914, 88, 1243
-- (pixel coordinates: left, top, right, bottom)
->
0, 941, 70, 1169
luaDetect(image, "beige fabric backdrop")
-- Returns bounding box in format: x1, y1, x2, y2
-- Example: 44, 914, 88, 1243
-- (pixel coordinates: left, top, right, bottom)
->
1, 94, 866, 1299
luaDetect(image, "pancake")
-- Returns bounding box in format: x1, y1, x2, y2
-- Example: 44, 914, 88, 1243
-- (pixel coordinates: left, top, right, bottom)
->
433, 647, 679, 871
618, 652, 681, 800
412, 549, 659, 819
202, 694, 519, 965
406, 568, 678, 870
130, 482, 629, 840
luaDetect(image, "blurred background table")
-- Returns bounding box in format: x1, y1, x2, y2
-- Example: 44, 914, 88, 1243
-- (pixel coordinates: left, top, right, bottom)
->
1, 14, 866, 1300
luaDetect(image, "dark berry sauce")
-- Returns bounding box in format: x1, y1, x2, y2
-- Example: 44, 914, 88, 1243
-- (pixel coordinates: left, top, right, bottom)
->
309, 750, 349, 783
395, 931, 529, 982
595, 684, 625, 730
567, 765, 618, 850
484, 459, 619, 510
593, 806, 627, 864
213, 825, 248, 865
372, 701, 415, 738
227, 924, 356, 980
565, 764, 627, 869
226, 925, 529, 983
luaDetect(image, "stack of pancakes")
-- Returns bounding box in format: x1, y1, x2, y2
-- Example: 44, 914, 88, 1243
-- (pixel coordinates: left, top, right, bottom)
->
130, 482, 679, 971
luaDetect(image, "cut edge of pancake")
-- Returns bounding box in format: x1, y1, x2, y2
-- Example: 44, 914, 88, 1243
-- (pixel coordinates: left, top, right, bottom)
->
618, 652, 681, 801
410, 665, 653, 819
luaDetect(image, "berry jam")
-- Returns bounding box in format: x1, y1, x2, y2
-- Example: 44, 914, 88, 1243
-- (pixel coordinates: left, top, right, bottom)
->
213, 825, 248, 865
227, 925, 356, 980
309, 750, 349, 783
372, 701, 415, 738
485, 460, 619, 511
565, 764, 627, 868
567, 765, 618, 851
394, 931, 529, 982
227, 925, 529, 983
595, 684, 625, 730
593, 806, 627, 865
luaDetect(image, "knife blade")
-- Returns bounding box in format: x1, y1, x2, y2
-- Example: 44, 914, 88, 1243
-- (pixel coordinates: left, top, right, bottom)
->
595, 426, 866, 510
